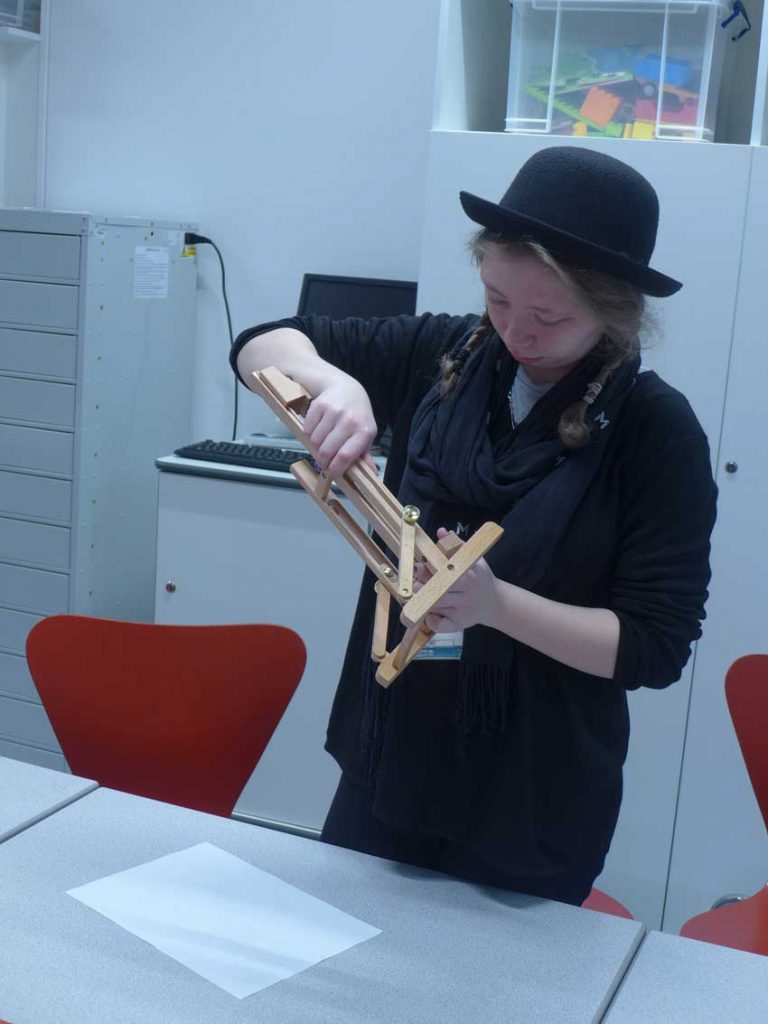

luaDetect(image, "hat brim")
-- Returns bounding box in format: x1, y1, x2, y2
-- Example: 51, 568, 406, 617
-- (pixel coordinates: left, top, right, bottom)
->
460, 190, 682, 298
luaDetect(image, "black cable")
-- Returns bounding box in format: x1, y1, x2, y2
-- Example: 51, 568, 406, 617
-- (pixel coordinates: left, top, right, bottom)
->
184, 232, 239, 440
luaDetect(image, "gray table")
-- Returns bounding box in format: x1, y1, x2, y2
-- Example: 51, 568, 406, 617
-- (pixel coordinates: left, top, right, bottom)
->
604, 930, 768, 1023
0, 787, 644, 1024
0, 753, 96, 842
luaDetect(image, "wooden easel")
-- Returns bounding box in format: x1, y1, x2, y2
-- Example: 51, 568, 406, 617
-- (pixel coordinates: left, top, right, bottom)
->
250, 367, 503, 687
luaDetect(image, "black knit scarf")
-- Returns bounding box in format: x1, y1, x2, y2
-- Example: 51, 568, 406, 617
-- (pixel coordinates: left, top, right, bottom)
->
361, 330, 640, 755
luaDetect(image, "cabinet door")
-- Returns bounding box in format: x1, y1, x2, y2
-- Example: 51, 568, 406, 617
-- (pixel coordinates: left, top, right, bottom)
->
155, 470, 368, 832
418, 132, 748, 927
663, 146, 768, 933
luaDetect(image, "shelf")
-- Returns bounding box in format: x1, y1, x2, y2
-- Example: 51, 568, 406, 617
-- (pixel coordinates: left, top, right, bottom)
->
0, 26, 40, 46
433, 0, 767, 145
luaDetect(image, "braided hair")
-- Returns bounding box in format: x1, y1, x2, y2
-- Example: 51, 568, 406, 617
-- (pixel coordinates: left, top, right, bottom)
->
439, 232, 653, 449
439, 311, 493, 397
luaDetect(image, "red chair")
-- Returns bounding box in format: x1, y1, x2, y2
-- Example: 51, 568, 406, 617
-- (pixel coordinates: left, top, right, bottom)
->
680, 654, 768, 953
582, 887, 635, 920
26, 615, 306, 817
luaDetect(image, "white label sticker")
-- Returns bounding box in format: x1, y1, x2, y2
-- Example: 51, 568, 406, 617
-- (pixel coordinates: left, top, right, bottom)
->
134, 246, 170, 299
413, 630, 464, 661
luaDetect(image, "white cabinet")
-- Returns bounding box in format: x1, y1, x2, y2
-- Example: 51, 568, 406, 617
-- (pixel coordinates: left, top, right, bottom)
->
662, 145, 768, 932
0, 210, 196, 768
154, 462, 367, 832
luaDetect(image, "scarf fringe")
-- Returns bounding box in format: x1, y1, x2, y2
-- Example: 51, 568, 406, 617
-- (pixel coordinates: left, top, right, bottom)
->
359, 656, 391, 797
455, 662, 512, 736
360, 654, 512, 798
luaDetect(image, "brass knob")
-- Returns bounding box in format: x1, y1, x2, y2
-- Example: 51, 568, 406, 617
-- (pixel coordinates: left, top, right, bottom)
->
402, 505, 420, 524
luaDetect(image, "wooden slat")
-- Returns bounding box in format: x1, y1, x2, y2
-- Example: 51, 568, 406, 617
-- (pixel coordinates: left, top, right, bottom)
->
343, 463, 402, 546
317, 470, 332, 500
249, 370, 308, 439
437, 531, 463, 557
375, 627, 433, 688
291, 461, 401, 597
393, 621, 426, 670
398, 516, 417, 599
333, 472, 404, 558
371, 583, 391, 662
258, 365, 311, 414
345, 463, 446, 571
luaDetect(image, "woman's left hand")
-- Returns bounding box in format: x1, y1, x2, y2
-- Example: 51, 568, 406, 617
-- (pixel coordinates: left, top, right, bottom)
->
414, 527, 503, 634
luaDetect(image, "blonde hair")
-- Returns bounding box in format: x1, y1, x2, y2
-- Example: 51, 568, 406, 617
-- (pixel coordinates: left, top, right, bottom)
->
440, 231, 654, 449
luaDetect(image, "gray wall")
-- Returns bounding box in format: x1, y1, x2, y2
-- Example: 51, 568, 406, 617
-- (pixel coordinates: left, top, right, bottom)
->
43, 0, 441, 438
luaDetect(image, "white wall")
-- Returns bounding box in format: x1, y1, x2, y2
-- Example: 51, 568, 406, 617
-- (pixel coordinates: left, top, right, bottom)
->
44, 0, 441, 438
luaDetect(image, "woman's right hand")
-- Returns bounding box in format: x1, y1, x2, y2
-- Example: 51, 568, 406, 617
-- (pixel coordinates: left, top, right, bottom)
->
303, 371, 378, 477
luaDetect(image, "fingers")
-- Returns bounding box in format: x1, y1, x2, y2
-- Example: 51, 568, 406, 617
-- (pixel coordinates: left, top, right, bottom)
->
305, 403, 338, 454
302, 397, 324, 437
425, 612, 462, 633
311, 414, 375, 475
328, 432, 376, 477
301, 377, 378, 478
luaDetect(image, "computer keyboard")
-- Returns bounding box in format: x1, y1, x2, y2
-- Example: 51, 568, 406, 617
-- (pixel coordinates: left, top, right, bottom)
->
174, 439, 311, 472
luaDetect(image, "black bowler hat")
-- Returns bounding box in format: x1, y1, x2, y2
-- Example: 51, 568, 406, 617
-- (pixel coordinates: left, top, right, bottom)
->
459, 146, 682, 297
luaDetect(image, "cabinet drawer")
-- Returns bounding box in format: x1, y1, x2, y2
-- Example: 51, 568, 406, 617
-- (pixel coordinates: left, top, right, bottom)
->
0, 693, 57, 748
0, 606, 43, 654
0, 280, 78, 331
0, 231, 80, 281
0, 423, 73, 475
0, 736, 64, 768
0, 649, 40, 700
0, 470, 71, 522
0, 327, 77, 379
0, 517, 70, 571
0, 562, 68, 613
0, 376, 75, 428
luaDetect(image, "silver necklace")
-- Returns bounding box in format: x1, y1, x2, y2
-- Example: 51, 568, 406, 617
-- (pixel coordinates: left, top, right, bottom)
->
507, 384, 518, 428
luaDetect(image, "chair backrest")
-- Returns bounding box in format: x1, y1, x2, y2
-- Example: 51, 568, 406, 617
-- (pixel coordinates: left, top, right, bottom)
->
582, 887, 634, 920
26, 615, 306, 817
725, 654, 768, 833
680, 885, 768, 953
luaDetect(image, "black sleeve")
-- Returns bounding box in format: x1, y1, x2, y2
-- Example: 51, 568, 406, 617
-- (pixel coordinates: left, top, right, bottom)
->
610, 394, 718, 690
230, 313, 475, 433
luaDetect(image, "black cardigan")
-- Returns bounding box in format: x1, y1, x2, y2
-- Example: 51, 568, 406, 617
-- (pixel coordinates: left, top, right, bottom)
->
231, 313, 718, 879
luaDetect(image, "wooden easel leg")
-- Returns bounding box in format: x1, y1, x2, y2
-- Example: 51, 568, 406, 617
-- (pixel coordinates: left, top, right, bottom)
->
375, 624, 433, 688
318, 471, 332, 501
291, 460, 400, 593
372, 583, 390, 662
393, 622, 427, 669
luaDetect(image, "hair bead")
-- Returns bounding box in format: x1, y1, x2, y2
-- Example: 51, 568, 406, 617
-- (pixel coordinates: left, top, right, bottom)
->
583, 381, 603, 406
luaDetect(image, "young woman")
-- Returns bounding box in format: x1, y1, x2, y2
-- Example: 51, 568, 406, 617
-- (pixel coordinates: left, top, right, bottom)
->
231, 146, 717, 905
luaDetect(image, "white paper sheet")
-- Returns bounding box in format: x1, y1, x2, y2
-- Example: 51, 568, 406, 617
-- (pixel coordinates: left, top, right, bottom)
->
133, 245, 169, 299
67, 842, 381, 999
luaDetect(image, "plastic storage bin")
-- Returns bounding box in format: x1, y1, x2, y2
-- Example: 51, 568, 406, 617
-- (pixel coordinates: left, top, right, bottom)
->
505, 0, 731, 142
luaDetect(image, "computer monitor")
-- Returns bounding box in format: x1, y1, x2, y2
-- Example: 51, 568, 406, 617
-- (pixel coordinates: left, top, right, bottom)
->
297, 273, 417, 318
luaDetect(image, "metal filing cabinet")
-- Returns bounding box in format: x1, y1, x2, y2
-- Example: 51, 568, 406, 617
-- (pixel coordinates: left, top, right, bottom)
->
0, 209, 197, 769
